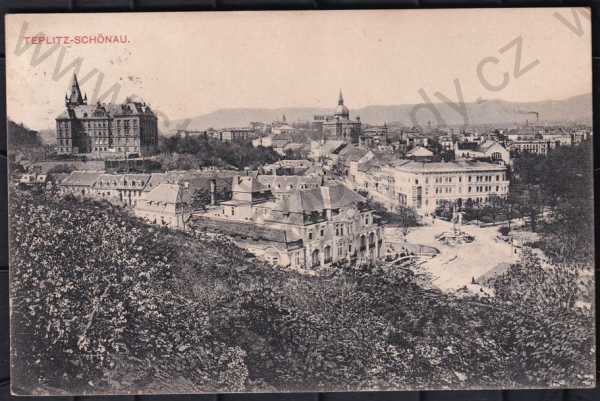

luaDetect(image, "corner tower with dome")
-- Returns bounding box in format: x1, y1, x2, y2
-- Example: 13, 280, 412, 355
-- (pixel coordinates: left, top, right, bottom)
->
55, 74, 158, 158
318, 90, 362, 144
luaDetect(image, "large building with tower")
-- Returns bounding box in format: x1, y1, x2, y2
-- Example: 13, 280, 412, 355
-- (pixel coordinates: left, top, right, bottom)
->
55, 74, 158, 158
313, 91, 362, 144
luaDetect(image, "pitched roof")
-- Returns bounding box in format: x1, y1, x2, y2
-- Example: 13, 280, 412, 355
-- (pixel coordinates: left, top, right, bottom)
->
60, 171, 103, 187
94, 173, 151, 189
141, 183, 190, 204
389, 160, 506, 173
274, 183, 365, 213
232, 176, 269, 193
407, 146, 434, 157
57, 101, 155, 120
257, 175, 321, 192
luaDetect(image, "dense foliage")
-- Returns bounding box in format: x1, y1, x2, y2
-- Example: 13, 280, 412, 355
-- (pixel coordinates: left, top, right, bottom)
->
11, 188, 595, 393
8, 120, 43, 148
157, 134, 281, 170
511, 140, 594, 264
365, 196, 420, 228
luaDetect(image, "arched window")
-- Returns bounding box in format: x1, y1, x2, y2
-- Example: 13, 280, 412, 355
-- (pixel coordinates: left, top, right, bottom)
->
311, 249, 320, 268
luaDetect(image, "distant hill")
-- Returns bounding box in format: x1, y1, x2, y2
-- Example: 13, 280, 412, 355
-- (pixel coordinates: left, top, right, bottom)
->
7, 120, 44, 147
164, 93, 592, 132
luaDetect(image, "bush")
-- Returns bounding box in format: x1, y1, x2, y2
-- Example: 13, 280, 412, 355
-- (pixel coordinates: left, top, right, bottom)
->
10, 187, 595, 393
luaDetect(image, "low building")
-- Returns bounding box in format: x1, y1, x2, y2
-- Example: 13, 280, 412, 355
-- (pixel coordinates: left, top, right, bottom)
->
359, 124, 388, 147
309, 139, 347, 161
256, 175, 322, 201
454, 140, 510, 165
206, 127, 256, 142
261, 159, 313, 175
91, 173, 151, 206
406, 146, 434, 161
134, 183, 192, 229
508, 139, 550, 156
59, 171, 104, 196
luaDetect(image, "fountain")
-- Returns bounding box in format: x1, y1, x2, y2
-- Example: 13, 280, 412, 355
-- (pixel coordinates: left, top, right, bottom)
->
435, 204, 475, 245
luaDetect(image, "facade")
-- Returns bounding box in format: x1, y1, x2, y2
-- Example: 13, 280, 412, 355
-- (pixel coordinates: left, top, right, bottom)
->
58, 170, 234, 209
134, 183, 192, 229
206, 127, 256, 142
406, 146, 434, 161
454, 140, 510, 165
256, 175, 322, 201
316, 91, 362, 143
59, 171, 104, 196
508, 139, 550, 156
260, 159, 313, 175
359, 124, 388, 147
310, 139, 347, 161
91, 173, 151, 206
352, 160, 509, 215
56, 74, 158, 157
196, 176, 382, 268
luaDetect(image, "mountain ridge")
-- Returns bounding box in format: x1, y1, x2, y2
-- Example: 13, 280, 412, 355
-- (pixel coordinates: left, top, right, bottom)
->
163, 93, 592, 133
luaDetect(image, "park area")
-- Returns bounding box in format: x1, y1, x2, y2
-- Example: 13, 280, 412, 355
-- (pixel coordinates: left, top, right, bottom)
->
386, 218, 519, 291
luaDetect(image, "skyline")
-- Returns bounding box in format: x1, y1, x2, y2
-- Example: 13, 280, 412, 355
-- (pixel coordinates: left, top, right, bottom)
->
6, 8, 592, 130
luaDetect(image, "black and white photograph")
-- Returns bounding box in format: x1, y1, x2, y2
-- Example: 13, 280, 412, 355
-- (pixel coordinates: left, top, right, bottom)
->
5, 8, 595, 395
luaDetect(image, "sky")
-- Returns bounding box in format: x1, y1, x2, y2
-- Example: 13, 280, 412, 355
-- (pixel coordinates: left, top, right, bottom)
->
5, 8, 592, 130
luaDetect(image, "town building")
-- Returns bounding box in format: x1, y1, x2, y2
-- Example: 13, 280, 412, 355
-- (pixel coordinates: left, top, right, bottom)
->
406, 146, 434, 161
59, 171, 105, 196
454, 140, 510, 165
310, 139, 347, 161
260, 159, 313, 175
359, 124, 388, 147
508, 139, 550, 156
58, 169, 234, 208
134, 183, 193, 229
256, 175, 322, 201
351, 160, 509, 215
193, 176, 382, 268
205, 127, 257, 142
56, 74, 158, 157
271, 115, 297, 136
314, 91, 362, 144
91, 173, 151, 206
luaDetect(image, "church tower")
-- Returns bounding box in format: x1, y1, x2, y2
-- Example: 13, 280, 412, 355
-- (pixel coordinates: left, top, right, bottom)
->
334, 89, 349, 119
65, 74, 87, 107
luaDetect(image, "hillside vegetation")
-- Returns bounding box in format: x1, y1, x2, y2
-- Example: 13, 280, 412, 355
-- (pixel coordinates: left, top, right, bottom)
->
158, 134, 281, 170
10, 189, 594, 394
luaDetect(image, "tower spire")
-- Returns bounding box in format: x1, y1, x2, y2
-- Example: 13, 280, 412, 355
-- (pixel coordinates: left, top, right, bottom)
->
67, 73, 84, 106
338, 89, 344, 106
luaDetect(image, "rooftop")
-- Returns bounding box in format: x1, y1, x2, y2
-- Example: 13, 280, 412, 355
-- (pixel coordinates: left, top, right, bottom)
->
388, 160, 506, 173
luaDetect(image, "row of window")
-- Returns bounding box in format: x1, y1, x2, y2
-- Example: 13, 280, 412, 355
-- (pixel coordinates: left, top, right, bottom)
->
418, 174, 505, 185
433, 185, 505, 195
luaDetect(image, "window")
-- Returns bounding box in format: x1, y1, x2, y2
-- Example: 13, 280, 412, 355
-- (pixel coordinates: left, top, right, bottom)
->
320, 229, 324, 237
308, 231, 313, 240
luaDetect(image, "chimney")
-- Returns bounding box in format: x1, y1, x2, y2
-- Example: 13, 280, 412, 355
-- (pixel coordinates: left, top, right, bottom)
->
210, 179, 216, 206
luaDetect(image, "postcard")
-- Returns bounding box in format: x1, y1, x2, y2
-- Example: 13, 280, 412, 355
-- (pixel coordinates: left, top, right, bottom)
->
6, 8, 595, 395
